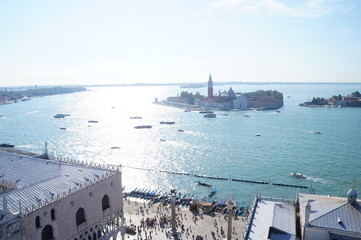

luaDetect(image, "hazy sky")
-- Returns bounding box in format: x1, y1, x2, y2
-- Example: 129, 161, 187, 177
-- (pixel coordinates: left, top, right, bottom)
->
0, 0, 360, 86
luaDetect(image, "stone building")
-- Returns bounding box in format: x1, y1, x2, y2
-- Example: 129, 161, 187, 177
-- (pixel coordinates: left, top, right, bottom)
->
0, 150, 124, 240
243, 188, 361, 240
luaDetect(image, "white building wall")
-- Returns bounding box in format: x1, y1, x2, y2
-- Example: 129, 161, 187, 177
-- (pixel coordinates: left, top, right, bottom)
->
23, 172, 123, 240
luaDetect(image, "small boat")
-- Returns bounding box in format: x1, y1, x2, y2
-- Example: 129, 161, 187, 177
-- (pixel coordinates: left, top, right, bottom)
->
88, 120, 99, 123
0, 143, 14, 148
184, 109, 191, 112
204, 113, 216, 118
313, 131, 321, 134
208, 187, 217, 197
244, 115, 250, 117
196, 181, 212, 187
134, 125, 152, 129
223, 114, 228, 116
290, 172, 306, 179
199, 111, 213, 114
160, 121, 175, 124
160, 139, 166, 142
276, 111, 280, 113
256, 133, 261, 136
54, 114, 67, 118
129, 116, 142, 119
60, 127, 67, 130
178, 129, 184, 132
111, 146, 121, 149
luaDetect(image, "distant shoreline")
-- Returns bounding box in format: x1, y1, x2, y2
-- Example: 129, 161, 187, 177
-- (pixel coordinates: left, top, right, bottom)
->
1, 82, 361, 90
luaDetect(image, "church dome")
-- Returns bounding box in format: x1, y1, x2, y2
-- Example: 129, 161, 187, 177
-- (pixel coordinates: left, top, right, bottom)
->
348, 188, 357, 197
347, 188, 357, 204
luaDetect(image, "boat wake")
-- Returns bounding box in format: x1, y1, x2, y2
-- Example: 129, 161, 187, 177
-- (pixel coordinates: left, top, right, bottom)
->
305, 176, 329, 184
26, 110, 40, 115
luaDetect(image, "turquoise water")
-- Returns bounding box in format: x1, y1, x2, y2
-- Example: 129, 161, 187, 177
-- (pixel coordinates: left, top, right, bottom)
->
1, 84, 360, 205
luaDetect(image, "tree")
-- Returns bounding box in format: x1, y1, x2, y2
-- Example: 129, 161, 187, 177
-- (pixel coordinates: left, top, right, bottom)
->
351, 91, 361, 98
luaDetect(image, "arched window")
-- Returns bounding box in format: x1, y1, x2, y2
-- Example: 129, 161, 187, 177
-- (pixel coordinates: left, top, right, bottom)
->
76, 208, 86, 226
50, 209, 55, 221
102, 195, 110, 211
41, 225, 53, 240
35, 216, 41, 229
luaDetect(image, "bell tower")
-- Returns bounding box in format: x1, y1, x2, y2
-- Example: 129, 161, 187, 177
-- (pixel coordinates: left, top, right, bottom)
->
208, 73, 213, 98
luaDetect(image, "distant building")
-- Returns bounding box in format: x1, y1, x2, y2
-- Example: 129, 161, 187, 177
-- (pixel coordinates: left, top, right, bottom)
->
208, 74, 213, 98
243, 188, 361, 240
165, 75, 283, 110
0, 150, 124, 240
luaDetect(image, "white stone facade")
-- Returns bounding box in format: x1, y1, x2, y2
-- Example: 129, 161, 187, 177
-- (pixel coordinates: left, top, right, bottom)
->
0, 150, 124, 240
24, 172, 123, 240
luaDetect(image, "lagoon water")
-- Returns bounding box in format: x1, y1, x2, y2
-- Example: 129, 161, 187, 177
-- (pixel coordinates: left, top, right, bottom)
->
1, 83, 360, 205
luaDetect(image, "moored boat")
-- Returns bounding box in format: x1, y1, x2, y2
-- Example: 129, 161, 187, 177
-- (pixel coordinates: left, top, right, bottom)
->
0, 143, 14, 148
196, 181, 212, 187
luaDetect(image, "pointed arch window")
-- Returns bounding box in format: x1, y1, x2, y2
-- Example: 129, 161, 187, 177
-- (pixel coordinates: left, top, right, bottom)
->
50, 209, 56, 221
35, 216, 41, 229
76, 208, 86, 225
102, 194, 110, 211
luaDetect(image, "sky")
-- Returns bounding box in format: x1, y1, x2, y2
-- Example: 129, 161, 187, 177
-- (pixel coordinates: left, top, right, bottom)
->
0, 0, 360, 86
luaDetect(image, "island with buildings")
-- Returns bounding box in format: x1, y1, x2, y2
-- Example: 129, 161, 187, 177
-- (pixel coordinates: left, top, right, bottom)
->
0, 86, 86, 105
159, 74, 284, 111
300, 91, 361, 107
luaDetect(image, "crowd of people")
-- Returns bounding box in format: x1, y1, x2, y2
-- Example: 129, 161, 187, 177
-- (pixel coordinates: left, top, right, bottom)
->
123, 198, 246, 240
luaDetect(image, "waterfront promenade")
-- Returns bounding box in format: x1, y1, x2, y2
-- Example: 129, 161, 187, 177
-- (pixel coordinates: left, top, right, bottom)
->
122, 199, 246, 240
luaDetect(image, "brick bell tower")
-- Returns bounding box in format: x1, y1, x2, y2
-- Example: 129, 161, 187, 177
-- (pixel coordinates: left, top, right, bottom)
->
208, 73, 213, 98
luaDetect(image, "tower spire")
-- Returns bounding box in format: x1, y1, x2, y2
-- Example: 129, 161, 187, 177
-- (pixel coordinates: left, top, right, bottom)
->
208, 73, 213, 98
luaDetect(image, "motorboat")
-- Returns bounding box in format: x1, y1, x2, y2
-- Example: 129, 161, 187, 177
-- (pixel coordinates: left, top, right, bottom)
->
313, 131, 321, 134
134, 125, 152, 129
160, 121, 175, 124
244, 115, 250, 117
290, 172, 306, 178
204, 113, 216, 118
54, 113, 69, 118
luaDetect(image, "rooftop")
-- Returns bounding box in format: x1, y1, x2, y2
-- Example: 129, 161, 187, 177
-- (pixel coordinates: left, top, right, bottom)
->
299, 193, 361, 235
248, 198, 296, 240
0, 150, 119, 214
